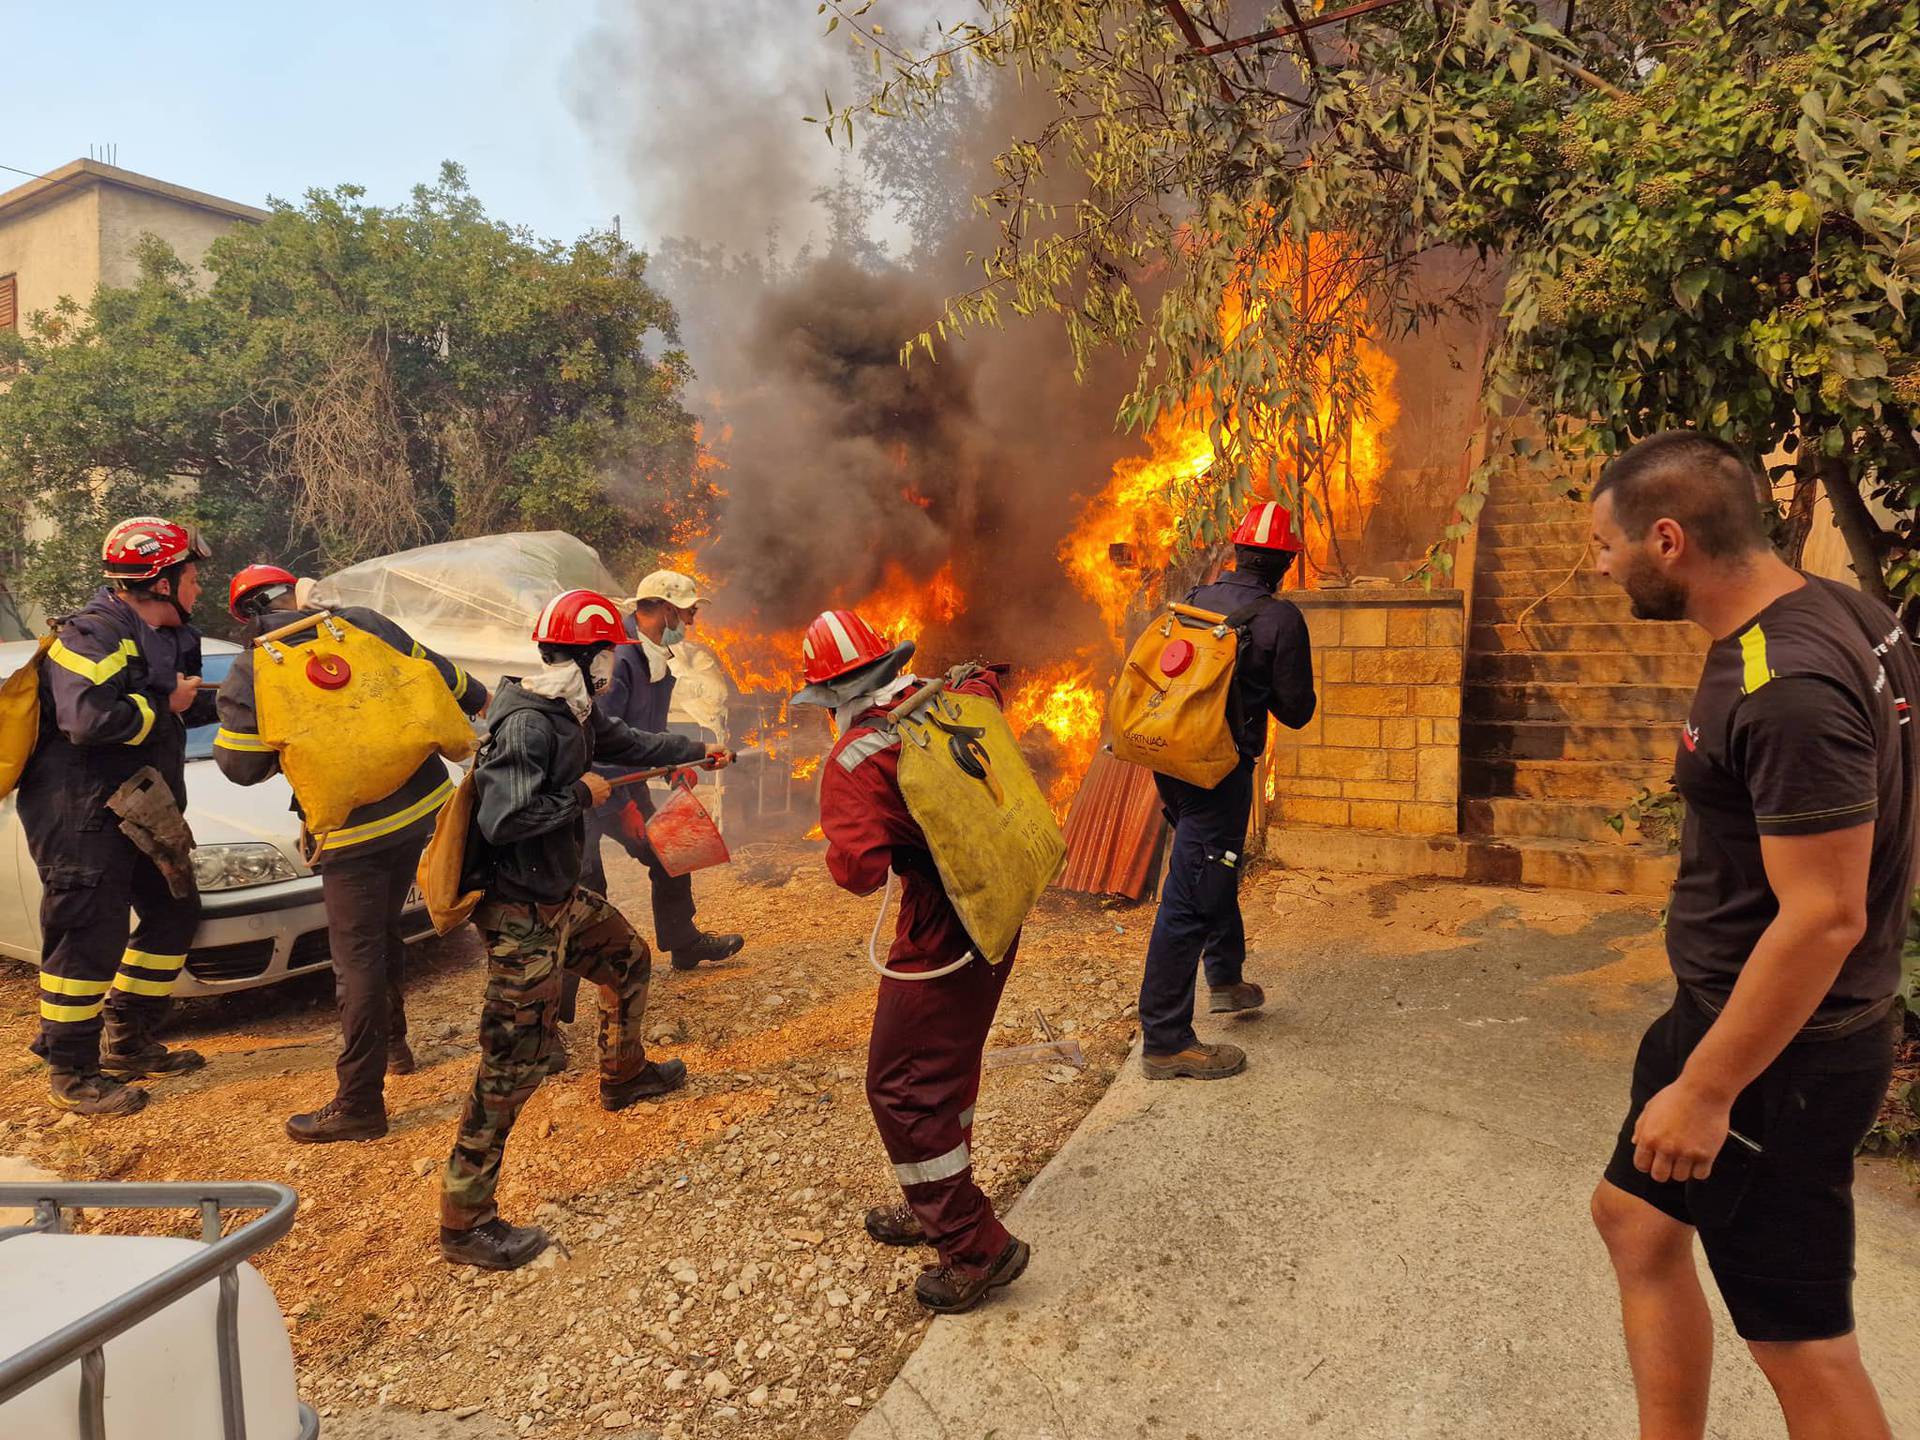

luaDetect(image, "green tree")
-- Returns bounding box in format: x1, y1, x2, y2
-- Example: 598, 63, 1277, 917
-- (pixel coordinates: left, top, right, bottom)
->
821, 0, 1920, 600
0, 163, 710, 626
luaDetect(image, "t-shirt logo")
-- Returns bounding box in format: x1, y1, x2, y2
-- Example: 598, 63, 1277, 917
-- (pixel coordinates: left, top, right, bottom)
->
1681, 719, 1700, 753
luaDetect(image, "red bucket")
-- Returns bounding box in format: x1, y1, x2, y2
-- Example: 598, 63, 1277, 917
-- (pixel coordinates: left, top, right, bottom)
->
644, 772, 731, 877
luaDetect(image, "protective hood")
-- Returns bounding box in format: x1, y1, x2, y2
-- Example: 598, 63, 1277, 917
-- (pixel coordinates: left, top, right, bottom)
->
789, 641, 916, 713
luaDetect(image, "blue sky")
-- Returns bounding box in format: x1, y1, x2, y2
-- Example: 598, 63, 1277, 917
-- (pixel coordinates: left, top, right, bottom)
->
3, 1, 646, 246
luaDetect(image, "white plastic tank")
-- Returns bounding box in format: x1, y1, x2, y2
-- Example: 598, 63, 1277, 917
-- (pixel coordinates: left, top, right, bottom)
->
0, 1232, 307, 1439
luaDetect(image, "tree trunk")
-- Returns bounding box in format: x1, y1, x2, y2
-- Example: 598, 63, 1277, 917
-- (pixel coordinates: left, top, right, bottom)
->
1818, 453, 1892, 603
1779, 463, 1819, 566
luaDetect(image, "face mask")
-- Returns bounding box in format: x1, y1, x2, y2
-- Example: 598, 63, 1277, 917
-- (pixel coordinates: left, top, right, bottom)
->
522, 656, 595, 720
589, 649, 617, 691
660, 624, 686, 648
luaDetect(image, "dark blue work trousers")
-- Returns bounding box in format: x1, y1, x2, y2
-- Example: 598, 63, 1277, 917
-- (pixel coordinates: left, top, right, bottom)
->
1138, 757, 1254, 1056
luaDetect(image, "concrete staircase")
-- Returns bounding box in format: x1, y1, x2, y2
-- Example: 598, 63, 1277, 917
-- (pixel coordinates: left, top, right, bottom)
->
1458, 467, 1705, 895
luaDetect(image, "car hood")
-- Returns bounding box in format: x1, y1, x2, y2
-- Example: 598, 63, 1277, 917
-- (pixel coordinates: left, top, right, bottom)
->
183, 761, 310, 872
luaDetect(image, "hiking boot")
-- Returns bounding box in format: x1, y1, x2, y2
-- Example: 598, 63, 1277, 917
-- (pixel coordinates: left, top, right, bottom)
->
864, 1203, 929, 1248
1208, 982, 1266, 1015
914, 1236, 1031, 1314
49, 1069, 149, 1117
600, 1058, 689, 1111
1141, 1041, 1247, 1081
387, 1038, 416, 1076
285, 1097, 388, 1144
440, 1219, 550, 1271
670, 932, 745, 971
100, 1039, 205, 1080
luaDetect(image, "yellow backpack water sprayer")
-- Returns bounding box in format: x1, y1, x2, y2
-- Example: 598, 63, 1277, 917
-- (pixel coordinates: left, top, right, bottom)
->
250, 612, 477, 843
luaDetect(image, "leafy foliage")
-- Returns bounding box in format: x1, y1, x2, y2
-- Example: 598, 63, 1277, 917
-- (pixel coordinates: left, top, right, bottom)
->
819, 0, 1920, 592
1606, 784, 1685, 852
0, 164, 710, 629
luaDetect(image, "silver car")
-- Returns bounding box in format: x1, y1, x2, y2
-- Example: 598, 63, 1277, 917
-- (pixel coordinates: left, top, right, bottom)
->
0, 637, 435, 995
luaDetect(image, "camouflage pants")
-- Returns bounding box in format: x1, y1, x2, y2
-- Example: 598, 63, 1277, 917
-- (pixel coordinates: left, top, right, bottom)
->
440, 888, 653, 1231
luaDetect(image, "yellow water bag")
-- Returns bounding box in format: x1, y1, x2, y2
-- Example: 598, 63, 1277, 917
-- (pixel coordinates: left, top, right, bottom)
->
252, 612, 477, 837
1107, 602, 1245, 788
0, 634, 52, 801
895, 685, 1067, 966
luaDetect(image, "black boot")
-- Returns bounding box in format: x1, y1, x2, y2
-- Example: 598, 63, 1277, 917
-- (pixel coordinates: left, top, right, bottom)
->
101, 1015, 204, 1080
49, 1069, 149, 1117
386, 1038, 416, 1076
440, 1218, 550, 1270
600, 1058, 688, 1110
670, 932, 744, 971
286, 1097, 388, 1144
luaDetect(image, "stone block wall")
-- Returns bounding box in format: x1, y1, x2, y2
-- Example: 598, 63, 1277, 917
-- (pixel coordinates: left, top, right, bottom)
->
1265, 588, 1465, 835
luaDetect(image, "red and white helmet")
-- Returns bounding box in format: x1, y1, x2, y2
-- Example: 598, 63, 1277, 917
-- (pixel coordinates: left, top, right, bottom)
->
229, 563, 297, 620
102, 516, 212, 582
791, 609, 915, 709
532, 589, 634, 647
1230, 501, 1305, 552
800, 610, 894, 687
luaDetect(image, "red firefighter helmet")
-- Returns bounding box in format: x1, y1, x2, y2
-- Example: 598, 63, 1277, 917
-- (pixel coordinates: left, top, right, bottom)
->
1230, 501, 1305, 552
229, 563, 298, 620
101, 516, 212, 582
800, 610, 894, 686
531, 589, 635, 647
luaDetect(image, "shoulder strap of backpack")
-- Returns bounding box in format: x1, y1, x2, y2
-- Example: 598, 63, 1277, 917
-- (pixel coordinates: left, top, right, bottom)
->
1223, 597, 1270, 632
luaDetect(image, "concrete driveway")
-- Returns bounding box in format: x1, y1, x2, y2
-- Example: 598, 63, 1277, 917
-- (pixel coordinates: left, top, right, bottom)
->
854, 875, 1920, 1440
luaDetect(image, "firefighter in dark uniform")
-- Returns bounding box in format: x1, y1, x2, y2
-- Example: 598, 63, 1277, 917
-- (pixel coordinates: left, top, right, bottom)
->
213, 564, 489, 1142
440, 588, 732, 1270
1138, 501, 1317, 1081
578, 569, 744, 974
797, 608, 1031, 1315
19, 517, 219, 1116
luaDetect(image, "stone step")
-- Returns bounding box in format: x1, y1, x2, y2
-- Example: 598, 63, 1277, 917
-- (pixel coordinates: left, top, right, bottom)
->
1472, 592, 1640, 625
1474, 568, 1617, 599
1475, 543, 1594, 573
1265, 823, 1677, 897
1463, 681, 1696, 724
1469, 622, 1702, 655
1477, 519, 1592, 548
1462, 756, 1675, 801
1480, 496, 1586, 524
1463, 796, 1646, 846
1463, 718, 1677, 762
1467, 649, 1703, 687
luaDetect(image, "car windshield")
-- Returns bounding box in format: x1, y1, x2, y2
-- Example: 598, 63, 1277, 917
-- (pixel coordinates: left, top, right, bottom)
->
184, 652, 237, 761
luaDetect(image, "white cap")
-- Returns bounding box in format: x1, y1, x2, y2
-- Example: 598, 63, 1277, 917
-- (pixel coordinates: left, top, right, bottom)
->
632, 570, 706, 609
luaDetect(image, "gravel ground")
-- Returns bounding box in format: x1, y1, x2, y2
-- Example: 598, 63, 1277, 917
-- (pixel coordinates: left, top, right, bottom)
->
0, 837, 1149, 1439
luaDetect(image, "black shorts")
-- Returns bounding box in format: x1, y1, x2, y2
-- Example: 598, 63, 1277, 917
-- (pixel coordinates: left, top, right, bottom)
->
1602, 987, 1897, 1343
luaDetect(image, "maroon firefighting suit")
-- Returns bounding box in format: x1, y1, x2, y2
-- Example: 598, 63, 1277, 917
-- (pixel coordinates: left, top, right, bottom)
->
819, 674, 1016, 1273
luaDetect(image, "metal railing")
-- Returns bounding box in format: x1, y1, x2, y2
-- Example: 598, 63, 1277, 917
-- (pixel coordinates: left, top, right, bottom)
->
0, 1181, 319, 1440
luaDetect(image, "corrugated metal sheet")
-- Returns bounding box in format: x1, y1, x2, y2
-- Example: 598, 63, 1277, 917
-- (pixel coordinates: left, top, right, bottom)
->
1057, 750, 1167, 898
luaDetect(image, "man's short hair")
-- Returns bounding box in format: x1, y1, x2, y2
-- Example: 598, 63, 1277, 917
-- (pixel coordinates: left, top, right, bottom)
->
1591, 430, 1770, 559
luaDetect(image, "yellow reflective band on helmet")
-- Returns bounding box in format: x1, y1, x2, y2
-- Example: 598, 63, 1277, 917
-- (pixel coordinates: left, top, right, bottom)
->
318, 778, 455, 851
112, 972, 178, 997
40, 997, 106, 1023
214, 727, 273, 752
1740, 625, 1773, 694
40, 972, 112, 996
126, 693, 156, 744
49, 637, 139, 685
123, 949, 187, 973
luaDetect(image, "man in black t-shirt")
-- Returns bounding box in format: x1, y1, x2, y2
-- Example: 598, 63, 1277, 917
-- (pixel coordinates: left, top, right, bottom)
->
1588, 431, 1907, 1440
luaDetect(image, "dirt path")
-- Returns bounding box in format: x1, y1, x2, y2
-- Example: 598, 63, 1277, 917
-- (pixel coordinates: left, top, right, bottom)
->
0, 840, 1147, 1439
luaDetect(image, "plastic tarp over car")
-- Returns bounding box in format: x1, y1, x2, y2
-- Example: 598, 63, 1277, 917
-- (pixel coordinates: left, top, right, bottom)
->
308, 532, 730, 740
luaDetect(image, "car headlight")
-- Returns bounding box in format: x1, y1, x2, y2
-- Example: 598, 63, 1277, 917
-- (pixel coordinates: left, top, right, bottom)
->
191, 843, 300, 892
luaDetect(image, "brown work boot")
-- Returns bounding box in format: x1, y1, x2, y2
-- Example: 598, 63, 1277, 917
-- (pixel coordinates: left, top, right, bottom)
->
286, 1097, 389, 1144
1140, 1041, 1247, 1081
600, 1058, 688, 1111
1208, 982, 1266, 1015
914, 1236, 1031, 1314
387, 1038, 416, 1076
49, 1069, 149, 1117
100, 1038, 205, 1080
440, 1219, 550, 1271
864, 1203, 928, 1248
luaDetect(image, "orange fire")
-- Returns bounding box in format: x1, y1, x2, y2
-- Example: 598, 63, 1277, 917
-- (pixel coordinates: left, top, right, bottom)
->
1005, 659, 1107, 816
